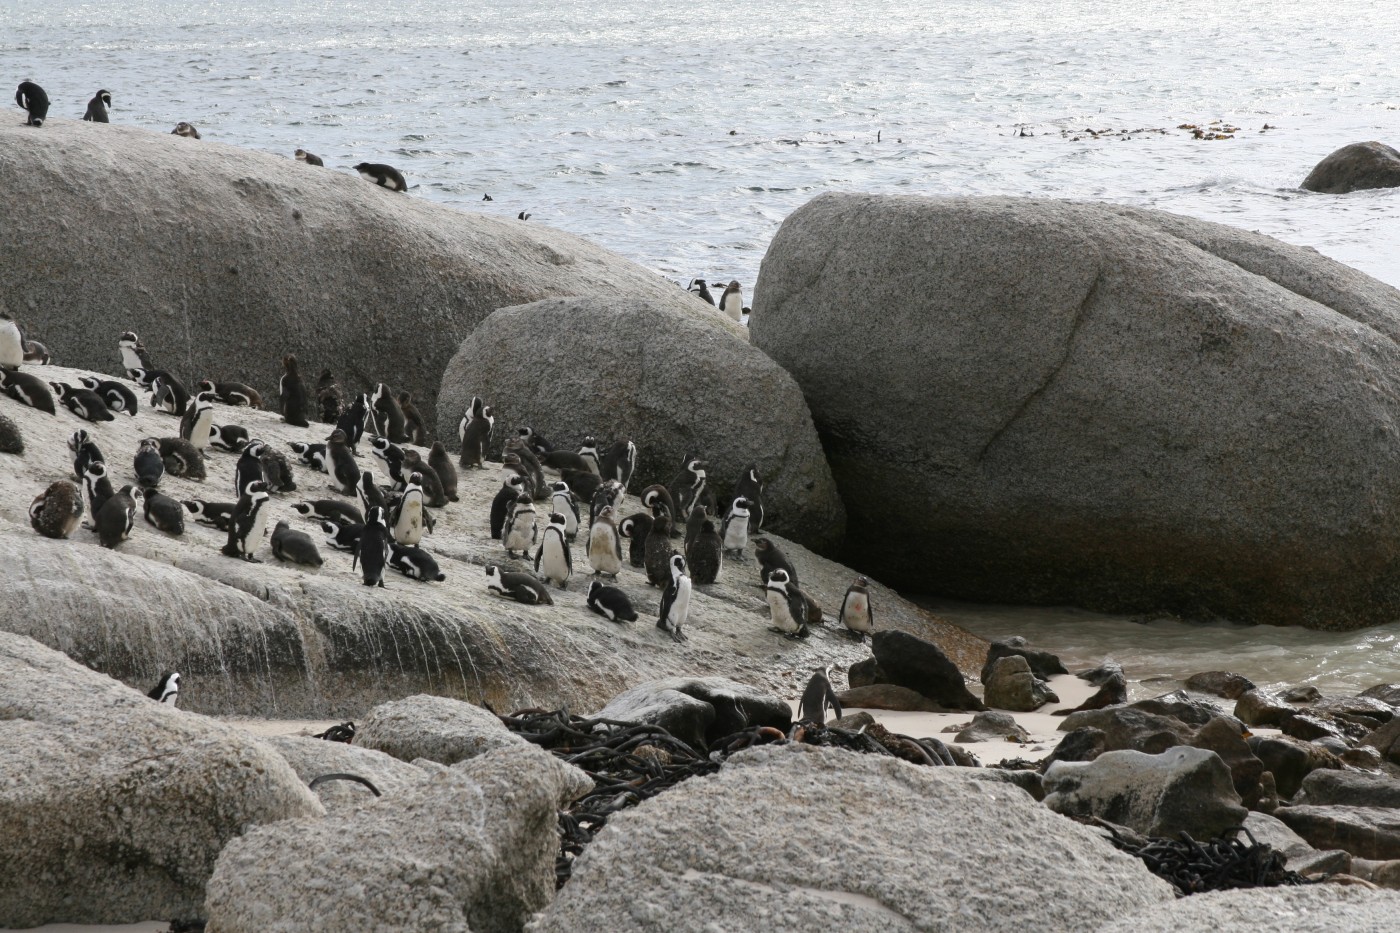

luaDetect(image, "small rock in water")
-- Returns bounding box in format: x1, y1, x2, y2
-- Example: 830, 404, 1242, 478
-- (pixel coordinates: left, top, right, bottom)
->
1360, 683, 1400, 708
1283, 685, 1322, 704
1234, 689, 1293, 728
1184, 670, 1256, 700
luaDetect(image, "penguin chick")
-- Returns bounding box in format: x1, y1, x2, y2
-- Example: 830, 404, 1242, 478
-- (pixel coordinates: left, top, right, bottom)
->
271, 519, 323, 567
353, 506, 391, 587
142, 490, 186, 535
279, 354, 310, 427
754, 537, 799, 587
398, 392, 426, 445
644, 514, 674, 587
685, 517, 723, 585
294, 148, 324, 167
29, 481, 83, 539
429, 441, 459, 502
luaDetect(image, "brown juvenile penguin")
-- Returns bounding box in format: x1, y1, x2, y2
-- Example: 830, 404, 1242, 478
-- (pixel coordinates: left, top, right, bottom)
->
29, 481, 83, 539
644, 514, 674, 587
398, 391, 426, 445
429, 441, 458, 502
280, 354, 310, 428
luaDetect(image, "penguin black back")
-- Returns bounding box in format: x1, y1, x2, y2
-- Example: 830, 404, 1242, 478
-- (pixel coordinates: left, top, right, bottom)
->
83, 89, 111, 123
280, 354, 310, 428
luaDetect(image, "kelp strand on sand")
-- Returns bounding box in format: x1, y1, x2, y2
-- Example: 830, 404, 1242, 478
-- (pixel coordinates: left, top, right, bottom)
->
1091, 819, 1315, 896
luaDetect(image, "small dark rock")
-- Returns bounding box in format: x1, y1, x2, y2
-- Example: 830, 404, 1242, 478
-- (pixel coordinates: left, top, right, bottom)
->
1190, 716, 1266, 809
1300, 141, 1400, 194
871, 631, 984, 711
1296, 770, 1400, 809
1234, 689, 1292, 728
1282, 685, 1322, 704
979, 638, 1068, 684
846, 657, 886, 689
1041, 727, 1107, 769
1131, 690, 1224, 727
1360, 684, 1400, 708
951, 710, 1030, 744
1184, 670, 1256, 700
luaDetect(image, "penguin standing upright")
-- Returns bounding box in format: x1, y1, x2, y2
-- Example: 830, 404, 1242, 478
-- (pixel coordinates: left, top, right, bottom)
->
133, 438, 165, 489
763, 568, 810, 639
279, 354, 310, 428
798, 666, 843, 725
389, 472, 426, 546
534, 512, 572, 589
459, 397, 492, 468
618, 512, 653, 567
505, 437, 547, 499
587, 505, 624, 578
0, 312, 24, 367
644, 514, 674, 587
221, 480, 270, 561
577, 436, 601, 475
502, 493, 537, 558
657, 553, 692, 643
689, 278, 715, 305
15, 81, 49, 127
600, 439, 637, 489
640, 484, 677, 533
118, 332, 153, 374
490, 473, 527, 539
721, 497, 751, 558
354, 506, 391, 587
838, 576, 874, 641
327, 428, 359, 495
719, 280, 745, 321
96, 485, 141, 549
316, 369, 343, 424
371, 384, 408, 443
82, 462, 116, 521
550, 481, 579, 541
733, 464, 766, 532
83, 89, 111, 123
669, 456, 715, 520
590, 479, 624, 526
429, 441, 459, 502
180, 392, 216, 449
69, 429, 104, 481
398, 392, 427, 445
686, 517, 723, 585
684, 504, 709, 551
754, 537, 798, 586
357, 470, 389, 515
148, 672, 180, 705
402, 449, 446, 507
354, 162, 408, 192
233, 440, 267, 496
336, 393, 370, 453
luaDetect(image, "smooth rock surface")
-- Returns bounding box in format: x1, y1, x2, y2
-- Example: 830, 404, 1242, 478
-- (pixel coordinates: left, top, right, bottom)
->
871, 630, 984, 711
1301, 141, 1400, 194
529, 744, 1174, 933
1057, 707, 1196, 754
435, 296, 843, 551
752, 192, 1400, 629
1096, 886, 1400, 933
1298, 768, 1400, 808
1190, 716, 1266, 809
1248, 735, 1344, 799
592, 677, 792, 750
354, 694, 525, 765
1273, 805, 1400, 860
979, 638, 1067, 683
1235, 689, 1293, 728
261, 734, 429, 814
1184, 670, 1256, 700
834, 683, 944, 712
952, 710, 1030, 744
982, 655, 1056, 712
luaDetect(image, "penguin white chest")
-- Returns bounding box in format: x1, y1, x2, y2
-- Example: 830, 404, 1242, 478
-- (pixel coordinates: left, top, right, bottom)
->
766, 587, 798, 631
540, 533, 570, 584
588, 527, 621, 574
0, 322, 23, 368
669, 577, 692, 624
843, 593, 872, 631
394, 497, 424, 545
189, 409, 214, 450
245, 507, 269, 554
722, 515, 748, 550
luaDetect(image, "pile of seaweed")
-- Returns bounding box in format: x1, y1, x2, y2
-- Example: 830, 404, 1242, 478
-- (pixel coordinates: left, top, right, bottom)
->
1090, 819, 1315, 896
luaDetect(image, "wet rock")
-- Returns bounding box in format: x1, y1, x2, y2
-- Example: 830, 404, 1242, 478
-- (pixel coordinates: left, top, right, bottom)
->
846, 657, 886, 688
1282, 711, 1363, 744
528, 744, 1173, 933
1248, 734, 1345, 800
1242, 811, 1315, 861
593, 677, 792, 750
951, 710, 1031, 744
1369, 860, 1400, 889
1044, 746, 1248, 839
261, 734, 429, 815
1342, 745, 1384, 770
979, 637, 1067, 683
1296, 770, 1400, 809
1361, 717, 1400, 765
1234, 689, 1293, 728
1096, 885, 1400, 932
1273, 805, 1400, 860
1301, 141, 1400, 194
1131, 690, 1223, 727
1360, 683, 1400, 708
205, 743, 592, 933
1042, 727, 1108, 768
835, 683, 944, 712
828, 710, 875, 731
1057, 707, 1196, 754
355, 694, 526, 766
983, 655, 1057, 712
871, 630, 985, 711
1190, 715, 1265, 809
1184, 670, 1256, 700
1283, 685, 1323, 704
1314, 695, 1394, 729
1054, 661, 1128, 716
1080, 660, 1126, 686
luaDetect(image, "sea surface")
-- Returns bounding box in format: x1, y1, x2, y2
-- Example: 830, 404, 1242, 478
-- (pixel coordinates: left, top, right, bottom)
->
7, 0, 1400, 689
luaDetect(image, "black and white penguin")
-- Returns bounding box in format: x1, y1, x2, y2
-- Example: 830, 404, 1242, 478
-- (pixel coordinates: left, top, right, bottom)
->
142, 490, 186, 535
504, 437, 547, 499
643, 514, 674, 587
669, 456, 714, 520
271, 520, 323, 567
199, 379, 262, 408
171, 122, 201, 138
52, 382, 115, 422
763, 568, 810, 639
326, 429, 359, 495
686, 517, 723, 585
233, 440, 267, 496
485, 563, 553, 604
149, 373, 190, 416
29, 481, 83, 539
370, 383, 408, 443
209, 424, 250, 452
221, 480, 270, 561
280, 354, 310, 427
292, 498, 364, 526
180, 392, 216, 450
458, 397, 492, 469
839, 576, 874, 641
618, 511, 652, 567
549, 481, 579, 541
402, 450, 446, 507
148, 671, 180, 705
15, 81, 49, 127
78, 376, 139, 416
96, 485, 141, 549
577, 436, 601, 476
518, 425, 553, 458
389, 542, 445, 582
289, 440, 330, 472
118, 332, 153, 374
354, 162, 408, 192
542, 446, 592, 474
732, 463, 765, 532
429, 441, 459, 503
721, 497, 750, 558
82, 461, 116, 521
182, 498, 236, 531
491, 473, 527, 539
357, 469, 390, 515
798, 666, 843, 725
389, 472, 426, 546
68, 429, 104, 481
586, 580, 637, 622
320, 519, 363, 553
587, 505, 623, 578
600, 439, 637, 489
0, 311, 24, 367
657, 553, 692, 644
561, 467, 601, 502
502, 492, 537, 558
22, 338, 50, 364
640, 484, 677, 532
0, 368, 56, 413
399, 392, 426, 445
534, 512, 572, 589
294, 148, 324, 167
335, 393, 370, 453
158, 436, 206, 480
689, 278, 715, 305
719, 280, 744, 321
134, 437, 165, 489
754, 537, 799, 587
83, 89, 111, 123
317, 369, 343, 424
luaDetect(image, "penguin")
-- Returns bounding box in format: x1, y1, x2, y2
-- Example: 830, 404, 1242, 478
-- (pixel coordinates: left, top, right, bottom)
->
129, 367, 165, 390
839, 576, 874, 641
158, 436, 206, 480
82, 462, 116, 522
590, 479, 624, 526
234, 440, 267, 496
721, 497, 751, 558
180, 392, 216, 449
763, 568, 810, 638
549, 481, 580, 541
52, 382, 115, 422
29, 481, 83, 539
733, 463, 765, 532
68, 429, 105, 481
657, 552, 692, 643
669, 456, 714, 521
78, 376, 139, 416
317, 369, 343, 424
459, 397, 492, 468
171, 122, 201, 138
222, 480, 271, 561
600, 439, 637, 489
388, 542, 445, 582
586, 580, 638, 622
150, 373, 190, 416
327, 428, 359, 495
0, 412, 20, 454
294, 148, 324, 167
561, 467, 602, 502
335, 393, 370, 453
491, 473, 527, 539
719, 280, 744, 321
542, 447, 592, 474
118, 332, 153, 374
209, 424, 250, 452
0, 368, 55, 413
502, 493, 537, 558
148, 672, 180, 705
134, 437, 165, 488
370, 383, 408, 443
355, 162, 408, 191
798, 666, 843, 726
352, 506, 389, 586
618, 511, 653, 568
500, 454, 531, 497
279, 354, 310, 428
182, 498, 236, 531
389, 472, 426, 546
686, 517, 723, 585
429, 441, 459, 502
644, 514, 674, 587
640, 484, 678, 532
15, 81, 49, 127
518, 425, 553, 457
0, 312, 24, 367
320, 519, 363, 553
504, 437, 547, 499
534, 512, 572, 588
755, 537, 799, 587
684, 504, 709, 551
587, 505, 624, 578
399, 392, 427, 445
199, 379, 262, 408
357, 469, 390, 515
83, 89, 111, 123
577, 436, 601, 475
689, 278, 716, 305
271, 520, 323, 567
22, 338, 50, 364
291, 498, 364, 526
289, 440, 330, 472
96, 485, 141, 549
142, 490, 186, 535
484, 563, 553, 605
403, 449, 447, 507
258, 446, 298, 493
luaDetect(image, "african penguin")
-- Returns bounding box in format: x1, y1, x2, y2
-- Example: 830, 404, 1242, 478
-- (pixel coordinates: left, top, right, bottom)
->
82, 461, 116, 521
29, 481, 83, 539
182, 498, 236, 531
142, 490, 186, 535
271, 520, 323, 567
518, 425, 553, 457
51, 382, 115, 422
221, 480, 270, 561
289, 440, 330, 472
587, 505, 623, 578
586, 580, 638, 623
721, 497, 751, 558
719, 280, 744, 321
402, 449, 447, 507
550, 481, 579, 540
504, 437, 547, 499
292, 499, 364, 526
149, 373, 190, 416
180, 392, 216, 449
68, 429, 104, 481
577, 435, 601, 475
600, 439, 637, 489
763, 568, 810, 639
839, 576, 874, 641
148, 672, 180, 705
320, 519, 363, 553
371, 383, 408, 443
83, 89, 111, 123
399, 392, 427, 445
657, 553, 692, 643
258, 446, 297, 493
354, 507, 391, 587
327, 429, 359, 495
335, 393, 370, 453
78, 376, 139, 416
389, 472, 426, 546
590, 479, 624, 526
96, 485, 141, 549
234, 440, 267, 496
684, 504, 709, 551
429, 441, 459, 502
158, 436, 206, 480
459, 397, 492, 468
134, 437, 165, 489
755, 537, 799, 587
491, 474, 527, 539
561, 467, 601, 502
798, 666, 843, 726
209, 424, 250, 452
118, 332, 153, 374
279, 354, 310, 427
389, 543, 445, 582
618, 511, 653, 568
0, 369, 56, 413
502, 493, 537, 558
484, 563, 553, 605
542, 446, 592, 474
15, 81, 49, 127
640, 484, 677, 533
685, 517, 723, 585
0, 312, 24, 367
644, 514, 674, 587
357, 469, 389, 515
354, 162, 408, 192
199, 379, 262, 408
669, 456, 714, 521
534, 512, 572, 588
317, 369, 343, 424
294, 148, 324, 166
689, 278, 715, 305
22, 339, 50, 364
733, 463, 766, 532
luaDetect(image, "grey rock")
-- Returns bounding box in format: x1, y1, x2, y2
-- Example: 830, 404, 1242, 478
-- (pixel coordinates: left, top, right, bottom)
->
1273, 805, 1400, 859
1314, 695, 1394, 729
435, 295, 844, 551
1042, 727, 1108, 768
592, 677, 792, 750
966, 767, 1045, 801
979, 639, 1067, 683
1362, 717, 1400, 765
751, 192, 1400, 630
847, 656, 886, 688
1369, 860, 1400, 889
1131, 690, 1223, 726
0, 632, 322, 928
835, 683, 945, 712
1296, 770, 1400, 809
828, 710, 875, 731
1282, 711, 1363, 744
355, 694, 525, 765
1190, 715, 1266, 809
1360, 683, 1400, 708
528, 744, 1173, 933
205, 743, 592, 933
1283, 684, 1323, 704
1097, 886, 1400, 933
1242, 811, 1316, 860
1301, 141, 1400, 194
1235, 689, 1293, 728
1184, 670, 1256, 700
262, 734, 429, 814
871, 630, 984, 711
1342, 745, 1384, 770
982, 655, 1057, 712
1248, 734, 1344, 800
952, 710, 1030, 744
1044, 747, 1248, 839
1057, 707, 1196, 754
1289, 849, 1353, 876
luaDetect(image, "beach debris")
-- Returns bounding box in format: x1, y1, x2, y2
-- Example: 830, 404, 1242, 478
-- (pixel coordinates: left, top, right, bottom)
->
1088, 819, 1314, 896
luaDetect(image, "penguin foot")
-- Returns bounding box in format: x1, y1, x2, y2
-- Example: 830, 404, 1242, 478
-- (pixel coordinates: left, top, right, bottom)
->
243, 555, 262, 563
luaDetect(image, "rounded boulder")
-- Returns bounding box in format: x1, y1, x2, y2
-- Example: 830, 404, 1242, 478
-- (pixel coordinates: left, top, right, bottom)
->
1301, 141, 1400, 194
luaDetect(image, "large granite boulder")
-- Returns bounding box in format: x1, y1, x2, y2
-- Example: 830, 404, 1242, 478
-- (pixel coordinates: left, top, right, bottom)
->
205, 743, 591, 933
0, 118, 705, 431
592, 677, 792, 750
354, 694, 525, 765
1056, 707, 1196, 754
261, 734, 430, 814
1301, 141, 1400, 194
1296, 770, 1400, 808
527, 744, 1174, 933
751, 193, 1400, 629
1097, 886, 1400, 933
1273, 805, 1400, 860
0, 633, 322, 928
982, 655, 1057, 712
435, 296, 844, 551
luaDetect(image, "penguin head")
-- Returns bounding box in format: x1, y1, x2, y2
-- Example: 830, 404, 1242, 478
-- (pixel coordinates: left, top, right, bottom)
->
294, 150, 309, 162
85, 461, 108, 481
366, 506, 387, 527
669, 553, 688, 578
48, 381, 69, 398
767, 568, 791, 588
853, 576, 869, 588
551, 481, 570, 496
98, 90, 111, 106
138, 438, 159, 453
406, 472, 423, 491
484, 563, 501, 581
548, 512, 567, 527
730, 497, 749, 516
329, 428, 348, 445
245, 481, 269, 500
79, 376, 98, 390
118, 331, 140, 346
587, 579, 602, 599
68, 429, 90, 452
